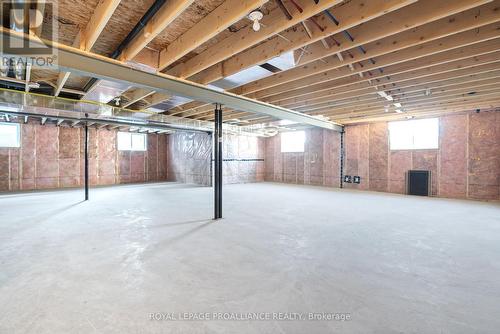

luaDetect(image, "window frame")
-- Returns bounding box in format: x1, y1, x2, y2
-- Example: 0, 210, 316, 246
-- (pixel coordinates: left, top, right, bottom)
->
0, 122, 21, 148
280, 130, 305, 153
388, 118, 439, 151
117, 131, 147, 152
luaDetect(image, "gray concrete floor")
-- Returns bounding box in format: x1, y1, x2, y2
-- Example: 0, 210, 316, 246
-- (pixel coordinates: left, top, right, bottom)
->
0, 182, 499, 333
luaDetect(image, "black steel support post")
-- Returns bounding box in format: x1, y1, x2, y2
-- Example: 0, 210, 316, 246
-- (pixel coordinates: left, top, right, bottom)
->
84, 116, 89, 201
214, 106, 218, 218
340, 128, 345, 189
217, 106, 223, 218
214, 104, 223, 219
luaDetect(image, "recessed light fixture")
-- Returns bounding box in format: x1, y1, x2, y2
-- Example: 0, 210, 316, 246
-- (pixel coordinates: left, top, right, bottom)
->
393, 102, 402, 108
395, 109, 403, 113
248, 10, 263, 32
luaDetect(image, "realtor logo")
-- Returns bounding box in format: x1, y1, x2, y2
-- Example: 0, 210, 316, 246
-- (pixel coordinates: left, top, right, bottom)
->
1, 0, 57, 68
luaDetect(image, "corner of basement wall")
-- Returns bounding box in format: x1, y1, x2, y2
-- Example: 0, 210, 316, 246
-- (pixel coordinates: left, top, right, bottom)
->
166, 132, 266, 186
342, 109, 500, 201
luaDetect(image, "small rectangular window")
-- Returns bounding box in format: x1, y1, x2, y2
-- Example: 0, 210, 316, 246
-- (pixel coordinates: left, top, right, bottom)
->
0, 122, 20, 148
389, 118, 439, 150
117, 132, 147, 151
281, 131, 305, 153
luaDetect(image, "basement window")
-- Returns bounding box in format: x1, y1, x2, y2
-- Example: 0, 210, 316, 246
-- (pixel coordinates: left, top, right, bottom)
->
389, 118, 439, 150
0, 122, 20, 148
117, 132, 147, 151
281, 131, 305, 153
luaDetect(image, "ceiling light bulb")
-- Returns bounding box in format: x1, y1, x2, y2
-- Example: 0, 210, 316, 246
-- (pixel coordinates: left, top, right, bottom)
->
252, 20, 261, 31
248, 10, 263, 32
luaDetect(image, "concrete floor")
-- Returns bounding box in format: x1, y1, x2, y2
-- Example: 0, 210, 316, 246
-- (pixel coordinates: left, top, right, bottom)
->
1, 182, 499, 333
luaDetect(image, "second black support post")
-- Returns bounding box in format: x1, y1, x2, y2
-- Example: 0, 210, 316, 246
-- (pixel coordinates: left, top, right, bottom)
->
84, 115, 89, 201
214, 104, 223, 219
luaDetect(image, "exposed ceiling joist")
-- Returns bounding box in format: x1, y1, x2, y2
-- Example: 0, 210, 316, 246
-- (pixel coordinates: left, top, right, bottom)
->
168, 0, 496, 119
55, 72, 71, 97
297, 0, 493, 66
260, 38, 500, 102
189, 0, 415, 84
121, 88, 156, 108
299, 83, 500, 116
263, 24, 500, 102
235, 0, 500, 96
241, 62, 500, 123
265, 52, 500, 105
210, 56, 500, 123
158, 0, 268, 71
338, 103, 500, 124
166, 0, 346, 78
118, 0, 195, 61
55, 0, 122, 96
0, 28, 341, 131
273, 64, 500, 109
291, 76, 500, 112
329, 94, 500, 120
143, 92, 171, 106
78, 0, 122, 52
186, 33, 500, 119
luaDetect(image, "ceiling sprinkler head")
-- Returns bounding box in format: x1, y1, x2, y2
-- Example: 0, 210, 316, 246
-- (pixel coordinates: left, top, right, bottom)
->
248, 10, 263, 32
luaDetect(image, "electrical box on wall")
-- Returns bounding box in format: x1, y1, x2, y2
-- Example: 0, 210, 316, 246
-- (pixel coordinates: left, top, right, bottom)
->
344, 175, 352, 183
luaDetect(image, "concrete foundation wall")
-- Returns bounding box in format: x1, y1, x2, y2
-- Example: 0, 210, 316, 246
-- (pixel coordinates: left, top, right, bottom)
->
167, 132, 265, 186
343, 110, 500, 201
0, 122, 168, 192
264, 128, 342, 187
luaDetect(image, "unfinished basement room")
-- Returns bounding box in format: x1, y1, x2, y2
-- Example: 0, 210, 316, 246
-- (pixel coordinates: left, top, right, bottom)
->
1, 0, 500, 332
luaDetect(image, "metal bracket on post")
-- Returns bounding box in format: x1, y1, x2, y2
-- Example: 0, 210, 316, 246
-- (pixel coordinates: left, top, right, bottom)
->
84, 113, 89, 201
214, 103, 223, 220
